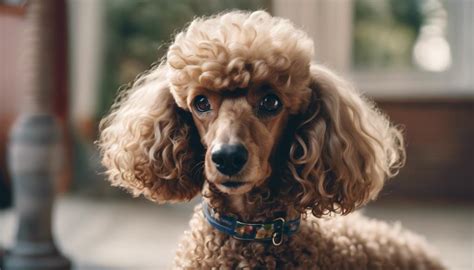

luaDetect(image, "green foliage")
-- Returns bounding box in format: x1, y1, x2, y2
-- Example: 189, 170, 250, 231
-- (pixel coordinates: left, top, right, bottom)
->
353, 0, 424, 70
98, 0, 270, 118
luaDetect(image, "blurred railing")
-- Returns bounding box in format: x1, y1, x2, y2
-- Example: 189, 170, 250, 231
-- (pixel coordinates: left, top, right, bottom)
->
3, 0, 71, 269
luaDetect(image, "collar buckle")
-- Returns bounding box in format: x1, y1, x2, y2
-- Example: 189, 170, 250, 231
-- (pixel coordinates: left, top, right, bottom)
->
271, 217, 285, 246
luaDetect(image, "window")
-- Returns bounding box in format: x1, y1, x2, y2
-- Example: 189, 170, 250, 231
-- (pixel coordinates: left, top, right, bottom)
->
353, 0, 450, 72
274, 0, 474, 98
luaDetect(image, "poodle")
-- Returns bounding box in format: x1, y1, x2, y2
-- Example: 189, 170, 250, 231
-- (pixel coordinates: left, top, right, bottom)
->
99, 10, 444, 269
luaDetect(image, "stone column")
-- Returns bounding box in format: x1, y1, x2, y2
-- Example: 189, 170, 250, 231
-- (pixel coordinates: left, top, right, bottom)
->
4, 0, 72, 269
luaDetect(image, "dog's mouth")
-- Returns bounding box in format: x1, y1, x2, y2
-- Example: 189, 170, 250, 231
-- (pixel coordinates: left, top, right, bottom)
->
220, 181, 246, 188
214, 180, 252, 194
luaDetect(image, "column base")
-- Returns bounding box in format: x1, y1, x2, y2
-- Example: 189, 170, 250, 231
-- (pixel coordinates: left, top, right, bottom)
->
4, 250, 71, 270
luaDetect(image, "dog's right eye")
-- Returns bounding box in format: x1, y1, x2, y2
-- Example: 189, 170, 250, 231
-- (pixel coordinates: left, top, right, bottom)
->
194, 95, 211, 112
258, 94, 282, 116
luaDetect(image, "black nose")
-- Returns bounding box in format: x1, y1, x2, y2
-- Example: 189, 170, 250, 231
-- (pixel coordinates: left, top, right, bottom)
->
211, 144, 248, 176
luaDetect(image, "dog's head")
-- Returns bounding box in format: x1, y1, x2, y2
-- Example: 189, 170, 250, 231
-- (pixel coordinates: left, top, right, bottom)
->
99, 11, 405, 215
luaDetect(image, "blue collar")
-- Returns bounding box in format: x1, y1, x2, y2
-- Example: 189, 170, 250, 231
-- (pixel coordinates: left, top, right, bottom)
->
202, 202, 301, 246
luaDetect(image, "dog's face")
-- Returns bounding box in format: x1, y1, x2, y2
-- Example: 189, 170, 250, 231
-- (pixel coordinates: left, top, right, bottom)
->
165, 11, 314, 194
185, 85, 290, 194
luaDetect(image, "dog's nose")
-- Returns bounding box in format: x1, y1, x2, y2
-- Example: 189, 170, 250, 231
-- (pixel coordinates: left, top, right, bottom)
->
211, 144, 248, 176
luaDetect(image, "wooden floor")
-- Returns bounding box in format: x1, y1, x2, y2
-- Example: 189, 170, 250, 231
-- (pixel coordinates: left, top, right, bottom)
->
0, 196, 472, 270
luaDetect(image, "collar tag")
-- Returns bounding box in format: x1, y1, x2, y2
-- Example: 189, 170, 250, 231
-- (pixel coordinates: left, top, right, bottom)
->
271, 217, 285, 246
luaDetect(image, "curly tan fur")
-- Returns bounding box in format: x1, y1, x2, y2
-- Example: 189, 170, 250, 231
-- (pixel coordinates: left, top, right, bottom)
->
175, 205, 442, 270
99, 65, 204, 202
289, 65, 405, 217
99, 10, 444, 269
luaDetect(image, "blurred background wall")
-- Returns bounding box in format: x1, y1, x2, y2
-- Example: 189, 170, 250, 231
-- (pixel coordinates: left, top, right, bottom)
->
0, 3, 24, 208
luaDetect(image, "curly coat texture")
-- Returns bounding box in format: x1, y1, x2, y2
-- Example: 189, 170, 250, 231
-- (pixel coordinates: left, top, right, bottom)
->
99, 10, 444, 269
175, 205, 442, 270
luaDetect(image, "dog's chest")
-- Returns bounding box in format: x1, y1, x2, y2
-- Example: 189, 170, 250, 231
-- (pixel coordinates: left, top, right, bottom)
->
174, 210, 323, 269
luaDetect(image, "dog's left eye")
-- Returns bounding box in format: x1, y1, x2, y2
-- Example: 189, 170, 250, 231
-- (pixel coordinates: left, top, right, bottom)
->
194, 95, 211, 112
259, 94, 282, 115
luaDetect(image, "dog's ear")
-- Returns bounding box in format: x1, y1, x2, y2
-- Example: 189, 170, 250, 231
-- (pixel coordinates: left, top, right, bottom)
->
98, 65, 204, 203
288, 65, 405, 216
